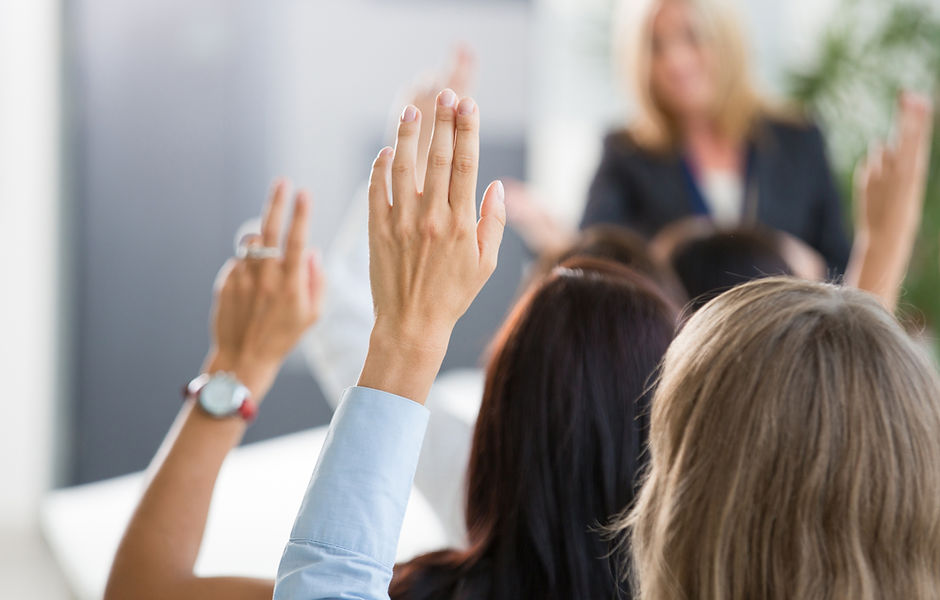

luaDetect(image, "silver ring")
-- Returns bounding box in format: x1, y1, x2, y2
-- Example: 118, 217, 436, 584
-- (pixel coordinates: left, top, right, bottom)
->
238, 245, 282, 260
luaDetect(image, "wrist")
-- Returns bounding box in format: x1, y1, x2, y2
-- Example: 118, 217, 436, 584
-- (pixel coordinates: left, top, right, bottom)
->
370, 315, 453, 357
357, 319, 451, 405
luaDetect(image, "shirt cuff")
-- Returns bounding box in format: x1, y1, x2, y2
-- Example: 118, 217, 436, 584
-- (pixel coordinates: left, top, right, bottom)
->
287, 385, 430, 568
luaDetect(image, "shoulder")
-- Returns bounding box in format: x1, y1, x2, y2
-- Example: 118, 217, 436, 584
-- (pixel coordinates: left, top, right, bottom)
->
600, 128, 674, 166
756, 113, 827, 153
602, 129, 641, 155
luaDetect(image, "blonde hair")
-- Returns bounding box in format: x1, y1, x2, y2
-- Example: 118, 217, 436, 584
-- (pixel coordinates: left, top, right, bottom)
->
615, 0, 767, 151
616, 277, 940, 599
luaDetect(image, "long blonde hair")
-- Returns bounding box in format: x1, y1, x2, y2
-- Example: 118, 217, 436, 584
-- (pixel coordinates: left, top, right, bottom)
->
617, 277, 940, 599
615, 0, 767, 151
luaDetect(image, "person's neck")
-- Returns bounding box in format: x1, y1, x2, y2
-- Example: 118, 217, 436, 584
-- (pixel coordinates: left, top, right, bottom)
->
681, 115, 733, 147
680, 116, 742, 172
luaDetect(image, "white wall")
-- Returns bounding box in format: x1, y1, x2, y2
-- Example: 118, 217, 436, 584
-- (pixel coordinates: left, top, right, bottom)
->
0, 0, 62, 529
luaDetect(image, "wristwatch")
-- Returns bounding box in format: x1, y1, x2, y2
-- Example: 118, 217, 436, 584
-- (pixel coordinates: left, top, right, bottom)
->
183, 372, 258, 422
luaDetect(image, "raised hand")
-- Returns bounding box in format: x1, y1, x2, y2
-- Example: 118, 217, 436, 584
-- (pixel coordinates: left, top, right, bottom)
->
359, 90, 505, 402
207, 180, 325, 401
407, 45, 477, 186
855, 92, 934, 247
848, 91, 934, 310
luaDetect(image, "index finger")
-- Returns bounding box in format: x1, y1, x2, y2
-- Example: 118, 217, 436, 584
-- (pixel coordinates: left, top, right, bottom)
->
284, 190, 311, 274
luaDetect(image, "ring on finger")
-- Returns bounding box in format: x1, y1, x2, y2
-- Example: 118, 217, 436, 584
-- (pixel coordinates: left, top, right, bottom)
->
238, 245, 282, 260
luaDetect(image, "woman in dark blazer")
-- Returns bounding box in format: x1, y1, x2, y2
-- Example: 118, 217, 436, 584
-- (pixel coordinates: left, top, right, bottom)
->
584, 121, 851, 273
582, 0, 850, 273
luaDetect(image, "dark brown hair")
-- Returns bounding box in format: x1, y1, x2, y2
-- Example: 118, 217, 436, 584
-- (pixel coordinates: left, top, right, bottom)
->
390, 257, 678, 600
535, 224, 687, 307
669, 227, 792, 313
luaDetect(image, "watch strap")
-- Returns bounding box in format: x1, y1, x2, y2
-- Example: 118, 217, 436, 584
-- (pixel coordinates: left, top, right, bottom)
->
237, 398, 258, 422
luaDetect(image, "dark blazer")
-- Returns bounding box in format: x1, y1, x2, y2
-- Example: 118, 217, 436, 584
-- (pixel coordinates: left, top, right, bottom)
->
581, 118, 852, 274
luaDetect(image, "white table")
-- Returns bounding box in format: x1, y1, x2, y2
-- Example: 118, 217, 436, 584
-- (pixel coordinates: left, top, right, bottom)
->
40, 426, 447, 600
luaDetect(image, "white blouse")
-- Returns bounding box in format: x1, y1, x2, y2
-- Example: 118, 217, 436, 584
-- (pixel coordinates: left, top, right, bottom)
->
700, 169, 744, 227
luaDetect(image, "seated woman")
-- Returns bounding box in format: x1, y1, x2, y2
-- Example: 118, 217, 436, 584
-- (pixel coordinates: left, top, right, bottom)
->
512, 0, 851, 274
275, 91, 935, 599
389, 256, 676, 600
310, 170, 683, 549
619, 274, 940, 598
104, 91, 676, 599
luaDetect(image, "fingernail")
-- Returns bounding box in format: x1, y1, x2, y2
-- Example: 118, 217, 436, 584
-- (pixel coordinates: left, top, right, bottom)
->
379, 146, 394, 159
458, 97, 476, 115
439, 89, 457, 107
401, 105, 418, 122
495, 180, 505, 203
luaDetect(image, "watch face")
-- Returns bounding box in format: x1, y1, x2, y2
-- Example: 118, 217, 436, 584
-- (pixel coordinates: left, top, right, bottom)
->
199, 374, 249, 417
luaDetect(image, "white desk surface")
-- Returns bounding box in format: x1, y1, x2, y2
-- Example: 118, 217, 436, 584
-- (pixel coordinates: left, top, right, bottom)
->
39, 425, 447, 600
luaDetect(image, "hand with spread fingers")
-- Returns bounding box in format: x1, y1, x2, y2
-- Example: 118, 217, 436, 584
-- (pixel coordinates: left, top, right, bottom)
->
359, 89, 506, 403
848, 91, 934, 310
207, 180, 326, 401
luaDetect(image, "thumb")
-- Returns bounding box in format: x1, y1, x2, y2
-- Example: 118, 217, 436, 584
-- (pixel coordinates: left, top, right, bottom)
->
477, 180, 506, 275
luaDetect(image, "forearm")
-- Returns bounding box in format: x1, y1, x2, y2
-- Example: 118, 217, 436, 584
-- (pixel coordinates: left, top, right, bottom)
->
845, 231, 915, 312
104, 401, 249, 599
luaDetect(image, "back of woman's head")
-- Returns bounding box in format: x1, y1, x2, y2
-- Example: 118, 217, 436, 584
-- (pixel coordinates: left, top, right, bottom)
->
532, 224, 687, 307
392, 258, 678, 600
619, 277, 940, 599
669, 227, 793, 312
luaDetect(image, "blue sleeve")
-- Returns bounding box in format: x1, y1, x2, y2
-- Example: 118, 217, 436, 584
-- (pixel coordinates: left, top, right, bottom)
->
274, 386, 430, 600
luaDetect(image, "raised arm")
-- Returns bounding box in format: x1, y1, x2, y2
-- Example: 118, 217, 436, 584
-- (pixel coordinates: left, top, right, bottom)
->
846, 92, 934, 311
274, 90, 505, 599
104, 180, 325, 600
301, 46, 478, 406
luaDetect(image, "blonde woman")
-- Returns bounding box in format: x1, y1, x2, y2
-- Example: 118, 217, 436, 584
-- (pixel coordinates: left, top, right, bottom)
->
618, 276, 940, 598
581, 0, 851, 273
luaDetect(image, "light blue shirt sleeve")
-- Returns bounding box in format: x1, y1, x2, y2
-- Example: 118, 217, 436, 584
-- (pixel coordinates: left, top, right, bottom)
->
274, 386, 430, 600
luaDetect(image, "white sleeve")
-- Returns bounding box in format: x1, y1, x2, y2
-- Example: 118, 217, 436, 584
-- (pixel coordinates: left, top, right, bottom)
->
300, 184, 375, 406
